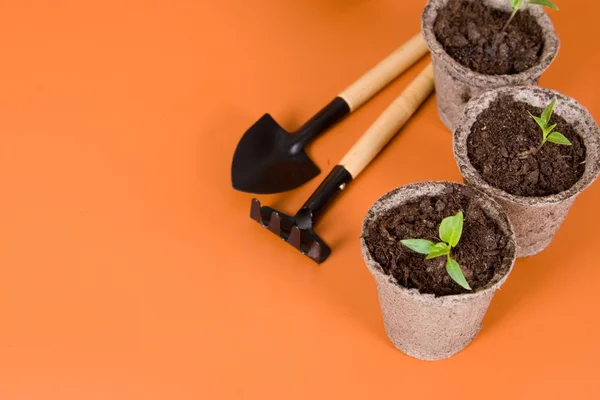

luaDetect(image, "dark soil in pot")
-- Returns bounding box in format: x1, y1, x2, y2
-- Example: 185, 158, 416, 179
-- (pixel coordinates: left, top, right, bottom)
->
363, 185, 512, 297
467, 95, 587, 197
433, 0, 544, 75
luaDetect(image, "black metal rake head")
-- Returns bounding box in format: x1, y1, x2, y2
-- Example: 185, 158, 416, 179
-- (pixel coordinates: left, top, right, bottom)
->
248, 165, 352, 264
249, 198, 331, 264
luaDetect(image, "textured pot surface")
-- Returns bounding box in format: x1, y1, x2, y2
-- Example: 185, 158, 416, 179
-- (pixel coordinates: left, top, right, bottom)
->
360, 182, 516, 361
453, 86, 600, 257
421, 0, 560, 131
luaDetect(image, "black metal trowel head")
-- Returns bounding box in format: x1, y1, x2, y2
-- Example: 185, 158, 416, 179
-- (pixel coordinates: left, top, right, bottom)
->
231, 113, 321, 194
231, 97, 350, 194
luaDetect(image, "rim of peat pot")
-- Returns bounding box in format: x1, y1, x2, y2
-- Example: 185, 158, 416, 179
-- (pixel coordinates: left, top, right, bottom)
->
453, 85, 600, 207
421, 0, 560, 87
360, 181, 517, 301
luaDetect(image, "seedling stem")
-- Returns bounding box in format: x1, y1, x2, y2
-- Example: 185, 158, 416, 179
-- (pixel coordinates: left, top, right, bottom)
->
502, 0, 559, 32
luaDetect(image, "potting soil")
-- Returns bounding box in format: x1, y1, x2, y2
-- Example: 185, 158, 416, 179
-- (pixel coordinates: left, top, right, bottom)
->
433, 0, 544, 75
363, 185, 511, 296
467, 95, 586, 197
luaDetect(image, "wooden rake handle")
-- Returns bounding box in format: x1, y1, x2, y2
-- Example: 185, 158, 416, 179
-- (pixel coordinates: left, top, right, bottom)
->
284, 63, 435, 257
340, 62, 435, 178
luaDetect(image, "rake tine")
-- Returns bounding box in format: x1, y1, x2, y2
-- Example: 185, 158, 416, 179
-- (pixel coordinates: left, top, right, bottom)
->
268, 212, 281, 235
307, 242, 322, 261
250, 198, 263, 225
288, 226, 302, 249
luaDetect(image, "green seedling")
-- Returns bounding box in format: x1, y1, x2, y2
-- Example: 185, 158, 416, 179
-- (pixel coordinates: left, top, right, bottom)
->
502, 0, 559, 31
400, 211, 471, 291
530, 97, 571, 146
520, 97, 571, 158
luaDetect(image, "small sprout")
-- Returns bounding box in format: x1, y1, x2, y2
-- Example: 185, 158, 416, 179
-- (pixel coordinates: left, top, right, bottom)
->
502, 0, 559, 31
529, 97, 572, 146
518, 97, 571, 158
401, 211, 471, 291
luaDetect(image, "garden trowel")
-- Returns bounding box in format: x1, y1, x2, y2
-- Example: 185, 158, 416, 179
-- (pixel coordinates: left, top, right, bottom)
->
231, 32, 428, 194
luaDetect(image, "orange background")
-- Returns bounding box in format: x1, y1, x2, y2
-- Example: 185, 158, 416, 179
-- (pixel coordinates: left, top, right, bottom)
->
0, 0, 598, 398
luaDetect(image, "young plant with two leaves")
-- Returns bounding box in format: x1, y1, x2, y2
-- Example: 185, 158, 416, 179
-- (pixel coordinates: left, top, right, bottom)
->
400, 211, 471, 291
519, 97, 571, 158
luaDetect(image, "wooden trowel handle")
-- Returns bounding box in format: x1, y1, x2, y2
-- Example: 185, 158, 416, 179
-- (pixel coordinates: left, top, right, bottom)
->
284, 33, 428, 154
339, 62, 435, 178
338, 32, 429, 112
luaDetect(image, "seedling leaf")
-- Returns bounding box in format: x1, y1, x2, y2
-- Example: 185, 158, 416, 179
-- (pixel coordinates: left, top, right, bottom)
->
527, 98, 571, 149
541, 97, 556, 124
439, 211, 463, 248
426, 242, 450, 259
528, 112, 546, 130
543, 123, 557, 138
401, 239, 435, 255
504, 0, 558, 31
528, 0, 559, 10
446, 256, 472, 290
546, 132, 572, 145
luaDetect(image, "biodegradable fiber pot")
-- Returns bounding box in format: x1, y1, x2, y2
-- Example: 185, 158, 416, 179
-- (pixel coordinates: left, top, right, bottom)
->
421, 0, 560, 131
453, 86, 600, 257
360, 182, 516, 361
